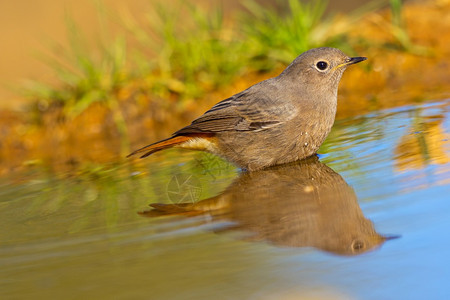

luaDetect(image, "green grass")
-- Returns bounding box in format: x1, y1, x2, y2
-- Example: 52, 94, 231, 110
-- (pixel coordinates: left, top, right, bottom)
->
387, 0, 428, 54
389, 0, 412, 50
23, 13, 131, 154
25, 16, 128, 112
242, 0, 329, 69
123, 2, 248, 100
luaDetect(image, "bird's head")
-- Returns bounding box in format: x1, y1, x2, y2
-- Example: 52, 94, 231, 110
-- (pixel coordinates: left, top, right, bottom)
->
281, 47, 367, 93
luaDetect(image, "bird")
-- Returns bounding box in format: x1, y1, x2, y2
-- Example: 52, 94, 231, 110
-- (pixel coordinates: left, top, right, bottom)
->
141, 156, 395, 255
128, 47, 367, 171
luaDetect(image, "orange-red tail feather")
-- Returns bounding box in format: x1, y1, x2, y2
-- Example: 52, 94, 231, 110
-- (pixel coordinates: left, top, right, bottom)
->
127, 136, 191, 158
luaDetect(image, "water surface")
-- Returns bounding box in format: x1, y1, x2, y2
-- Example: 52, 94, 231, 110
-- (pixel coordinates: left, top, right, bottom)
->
1, 99, 449, 299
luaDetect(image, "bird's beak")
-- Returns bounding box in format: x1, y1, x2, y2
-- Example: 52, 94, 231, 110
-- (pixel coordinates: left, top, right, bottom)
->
334, 56, 367, 70
383, 234, 401, 241
347, 56, 367, 65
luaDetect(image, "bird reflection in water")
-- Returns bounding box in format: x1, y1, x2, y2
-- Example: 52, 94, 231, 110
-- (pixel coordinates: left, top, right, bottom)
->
140, 156, 397, 256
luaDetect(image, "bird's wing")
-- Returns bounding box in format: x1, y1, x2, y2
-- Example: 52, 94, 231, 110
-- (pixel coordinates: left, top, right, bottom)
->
173, 84, 295, 135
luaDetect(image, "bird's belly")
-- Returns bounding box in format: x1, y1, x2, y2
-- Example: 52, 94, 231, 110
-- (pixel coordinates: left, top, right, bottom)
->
177, 136, 220, 153
215, 127, 323, 170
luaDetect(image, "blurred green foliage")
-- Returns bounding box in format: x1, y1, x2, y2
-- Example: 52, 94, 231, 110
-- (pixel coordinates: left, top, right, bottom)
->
243, 0, 329, 69
24, 17, 127, 114
23, 14, 131, 154
24, 0, 363, 113
123, 2, 248, 99
387, 0, 427, 54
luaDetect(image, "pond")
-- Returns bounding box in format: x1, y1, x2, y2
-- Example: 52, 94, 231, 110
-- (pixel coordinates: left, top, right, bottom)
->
1, 99, 449, 299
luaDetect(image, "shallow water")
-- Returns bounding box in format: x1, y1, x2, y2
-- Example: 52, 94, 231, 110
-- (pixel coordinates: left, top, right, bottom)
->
1, 99, 449, 299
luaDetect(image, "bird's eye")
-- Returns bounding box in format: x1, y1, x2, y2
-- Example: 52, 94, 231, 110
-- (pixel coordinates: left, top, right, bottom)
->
351, 240, 365, 251
316, 61, 328, 70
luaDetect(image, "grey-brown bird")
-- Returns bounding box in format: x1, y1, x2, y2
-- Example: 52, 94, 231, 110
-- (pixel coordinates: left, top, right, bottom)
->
142, 157, 393, 256
128, 47, 366, 170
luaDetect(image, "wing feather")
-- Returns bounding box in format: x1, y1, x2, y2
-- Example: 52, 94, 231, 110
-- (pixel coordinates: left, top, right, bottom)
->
174, 79, 296, 136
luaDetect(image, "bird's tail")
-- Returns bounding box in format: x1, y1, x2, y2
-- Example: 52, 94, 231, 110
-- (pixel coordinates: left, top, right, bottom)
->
127, 136, 192, 158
